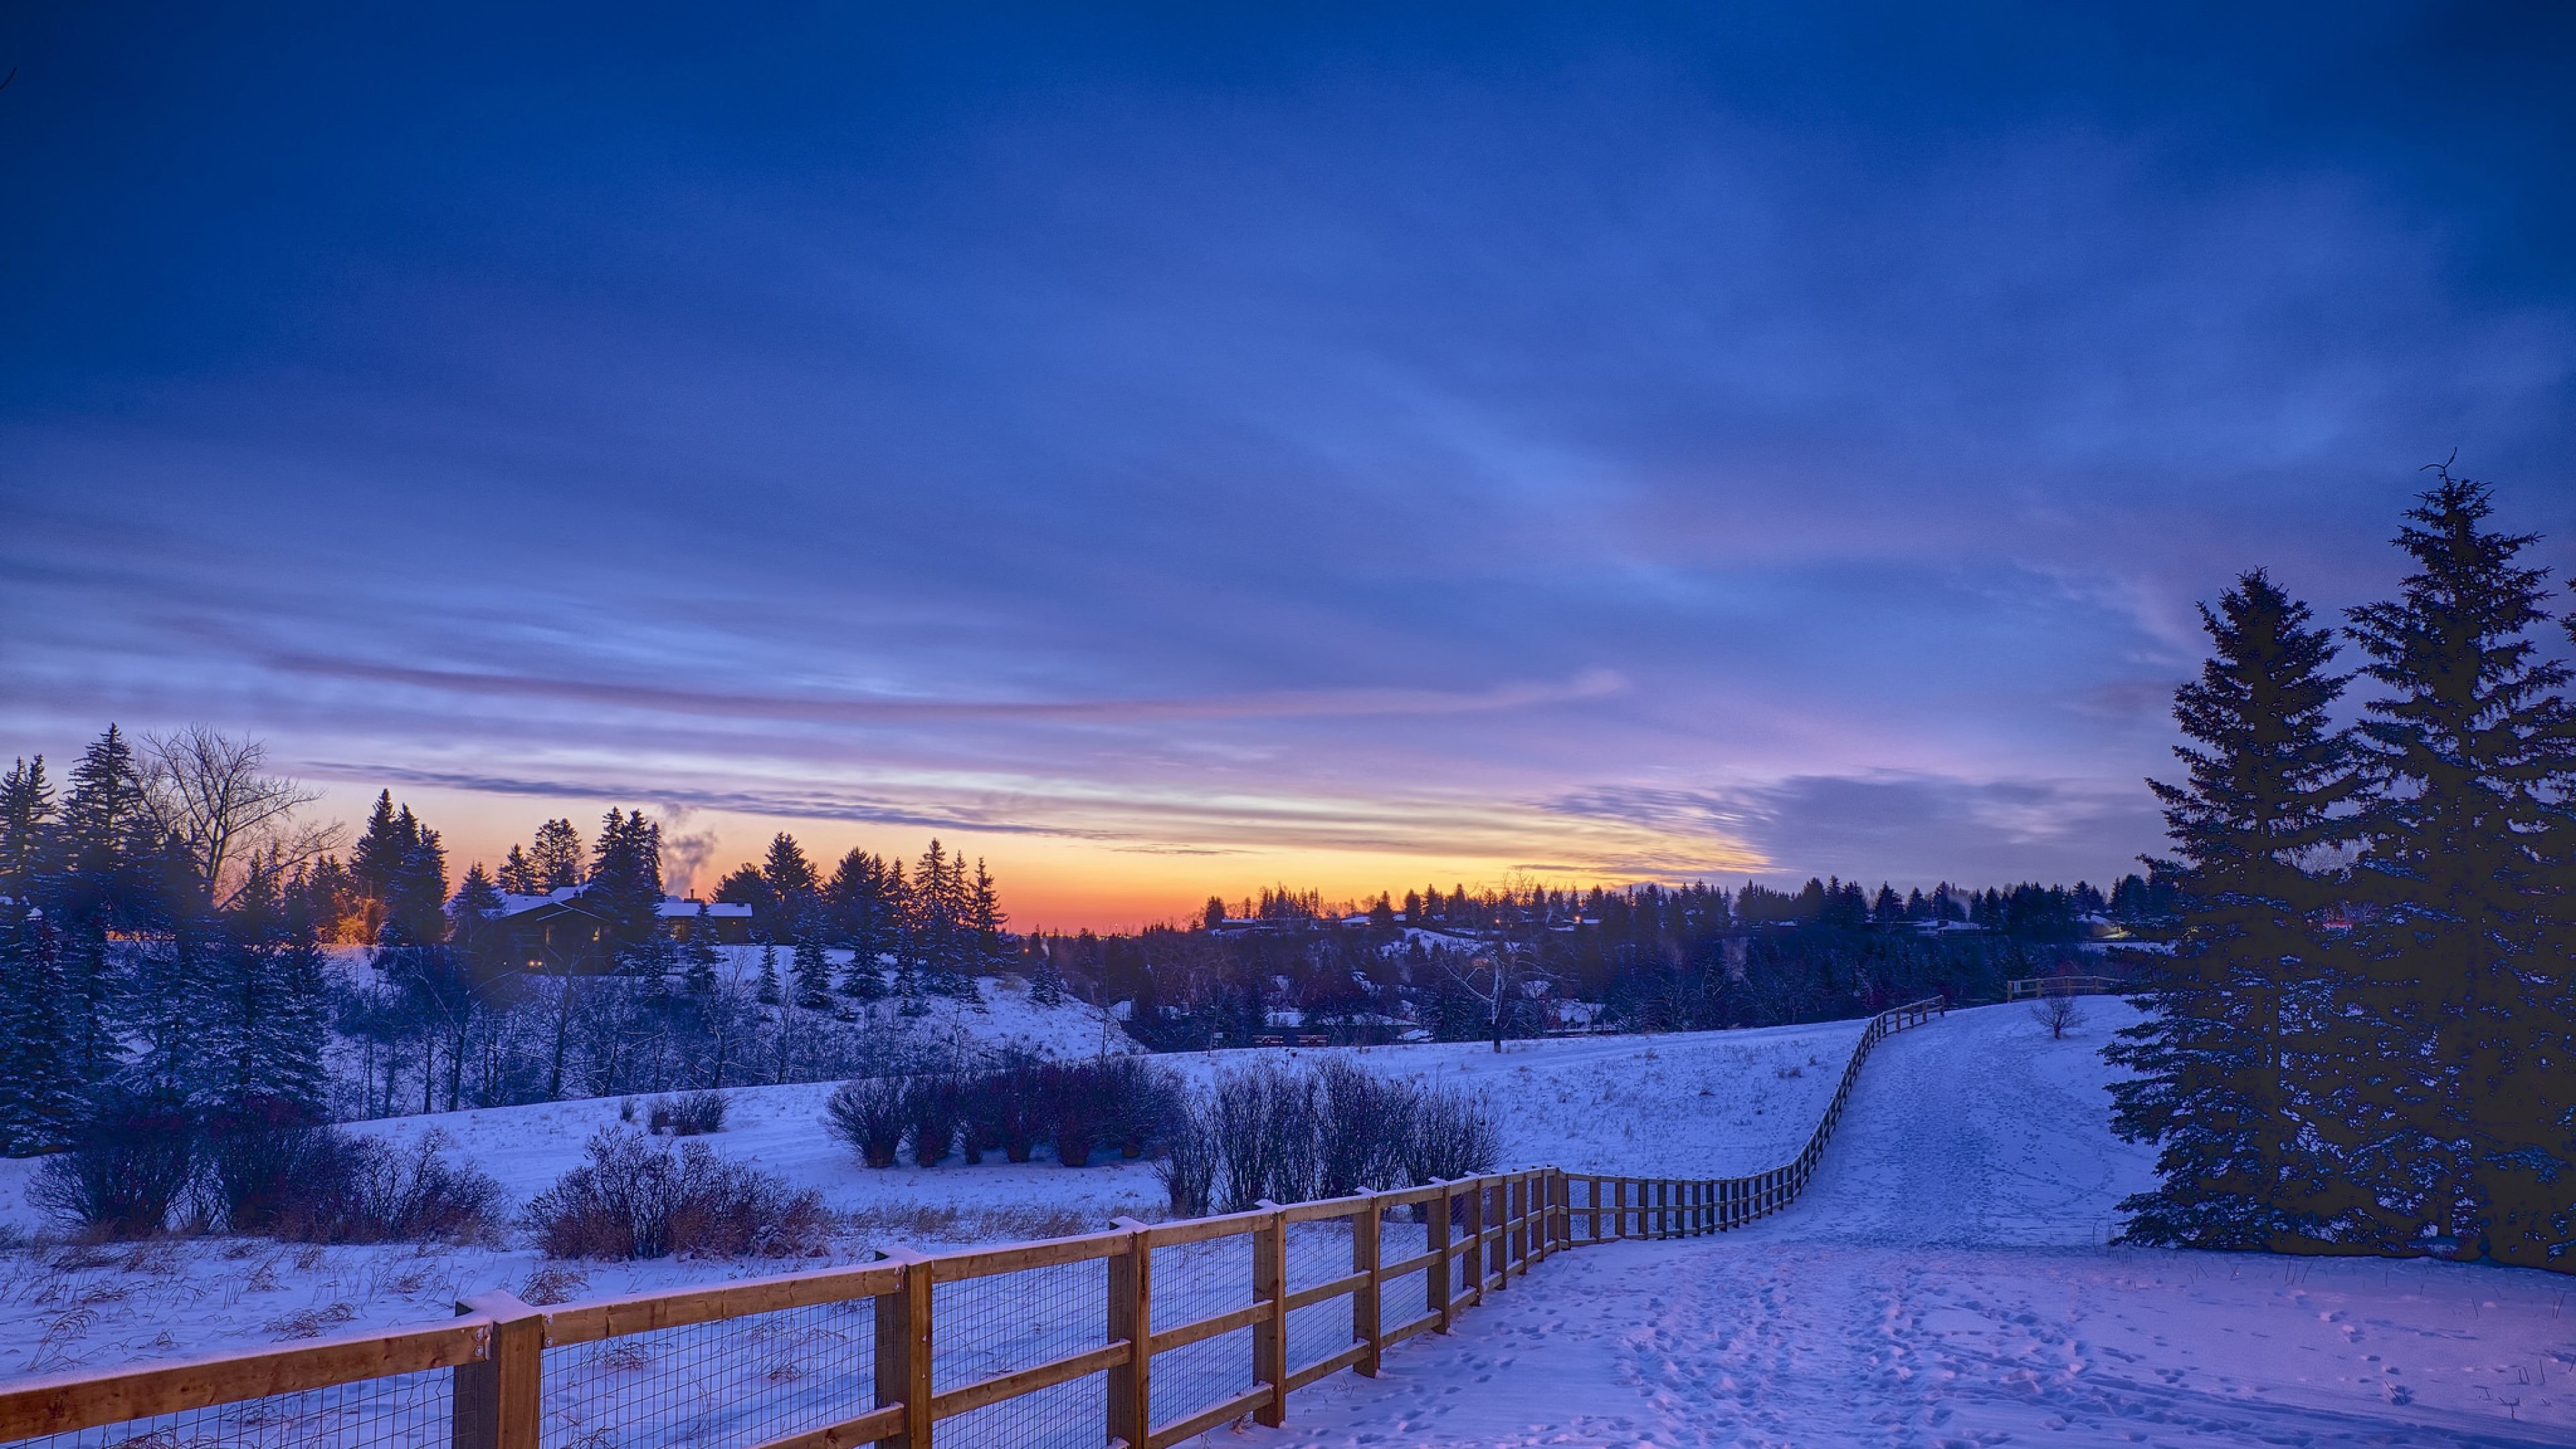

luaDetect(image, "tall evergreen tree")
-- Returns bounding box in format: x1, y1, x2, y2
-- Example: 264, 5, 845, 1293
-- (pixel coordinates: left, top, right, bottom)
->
968, 859, 1007, 973
0, 755, 52, 892
0, 904, 81, 1153
761, 833, 820, 924
498, 843, 540, 895
529, 818, 586, 890
2106, 570, 2360, 1251
60, 726, 148, 877
684, 902, 722, 995
2339, 471, 2576, 1264
791, 928, 833, 1010
587, 809, 665, 957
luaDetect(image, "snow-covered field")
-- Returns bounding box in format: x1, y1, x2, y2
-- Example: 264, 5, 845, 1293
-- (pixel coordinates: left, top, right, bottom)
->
0, 1014, 1866, 1380
1254, 1001, 2576, 1448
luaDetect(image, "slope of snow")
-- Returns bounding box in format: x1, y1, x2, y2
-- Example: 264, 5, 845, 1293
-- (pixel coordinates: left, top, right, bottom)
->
1254, 1001, 2576, 1448
0, 1016, 1870, 1380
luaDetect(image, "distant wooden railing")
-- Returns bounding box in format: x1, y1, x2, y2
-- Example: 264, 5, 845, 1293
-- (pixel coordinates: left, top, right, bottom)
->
0, 997, 1947, 1449
2003, 975, 2125, 1001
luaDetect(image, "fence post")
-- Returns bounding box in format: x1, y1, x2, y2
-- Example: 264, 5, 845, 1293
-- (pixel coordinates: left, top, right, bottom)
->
1254, 1201, 1287, 1428
1107, 1220, 1150, 1448
1428, 1179, 1454, 1331
1587, 1175, 1602, 1242
1354, 1198, 1382, 1377
870, 1248, 933, 1449
451, 1291, 541, 1449
1473, 1181, 1494, 1289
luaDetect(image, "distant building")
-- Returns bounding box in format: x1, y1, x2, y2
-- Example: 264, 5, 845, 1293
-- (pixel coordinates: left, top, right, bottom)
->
490, 884, 752, 973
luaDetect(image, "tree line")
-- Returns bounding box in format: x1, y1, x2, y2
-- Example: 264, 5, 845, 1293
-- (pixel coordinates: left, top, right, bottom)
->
0, 736, 1021, 1149
2108, 468, 2574, 1273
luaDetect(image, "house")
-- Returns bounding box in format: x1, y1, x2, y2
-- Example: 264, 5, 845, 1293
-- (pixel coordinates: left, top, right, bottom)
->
489, 884, 753, 973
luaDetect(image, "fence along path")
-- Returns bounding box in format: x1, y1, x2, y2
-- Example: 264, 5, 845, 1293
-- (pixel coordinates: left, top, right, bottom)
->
0, 997, 1947, 1449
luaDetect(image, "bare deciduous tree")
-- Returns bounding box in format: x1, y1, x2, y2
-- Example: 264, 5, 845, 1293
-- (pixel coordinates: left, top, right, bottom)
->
142, 726, 333, 904
1444, 945, 1549, 1053
2031, 991, 2087, 1040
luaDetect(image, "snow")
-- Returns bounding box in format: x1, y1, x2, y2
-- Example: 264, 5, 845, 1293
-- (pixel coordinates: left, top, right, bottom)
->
4, 1000, 2565, 1449
0, 1015, 1870, 1379
1248, 1001, 2576, 1448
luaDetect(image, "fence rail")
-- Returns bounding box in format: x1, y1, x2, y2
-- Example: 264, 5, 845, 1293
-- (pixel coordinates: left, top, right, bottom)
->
0, 997, 1947, 1449
2002, 975, 2125, 1001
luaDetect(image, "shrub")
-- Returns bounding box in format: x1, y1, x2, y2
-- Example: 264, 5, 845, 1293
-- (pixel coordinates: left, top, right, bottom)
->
824, 1077, 910, 1169
299, 1132, 505, 1244
204, 1121, 359, 1234
523, 1128, 828, 1259
29, 1102, 199, 1238
905, 1076, 961, 1168
647, 1091, 731, 1136
1399, 1081, 1501, 1187
1155, 1098, 1218, 1217
1165, 1061, 1501, 1217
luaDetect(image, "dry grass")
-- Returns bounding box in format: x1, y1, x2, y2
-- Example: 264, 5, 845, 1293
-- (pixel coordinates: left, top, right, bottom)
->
838, 1201, 1124, 1244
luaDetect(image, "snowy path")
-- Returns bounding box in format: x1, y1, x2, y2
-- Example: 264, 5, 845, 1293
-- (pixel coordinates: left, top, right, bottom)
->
1249, 1002, 2576, 1448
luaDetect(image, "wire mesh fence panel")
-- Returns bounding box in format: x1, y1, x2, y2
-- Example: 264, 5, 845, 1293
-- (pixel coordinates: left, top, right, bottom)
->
930, 1258, 1112, 1449
1283, 1298, 1352, 1378
1146, 1325, 1253, 1434
1281, 1219, 1352, 1296
541, 1299, 877, 1449
11, 1364, 452, 1449
935, 1373, 1106, 1449
1377, 1214, 1430, 1328
1145, 1235, 1255, 1430
1569, 1179, 1598, 1242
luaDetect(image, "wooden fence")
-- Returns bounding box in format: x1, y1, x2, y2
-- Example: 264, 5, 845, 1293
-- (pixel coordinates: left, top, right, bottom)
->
2002, 975, 2125, 1001
0, 997, 1946, 1449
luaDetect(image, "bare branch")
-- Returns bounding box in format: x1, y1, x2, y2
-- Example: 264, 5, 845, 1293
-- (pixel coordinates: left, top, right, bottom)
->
140, 726, 333, 906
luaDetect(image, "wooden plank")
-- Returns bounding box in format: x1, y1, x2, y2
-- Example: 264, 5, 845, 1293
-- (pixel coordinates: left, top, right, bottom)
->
450, 1291, 541, 1449
1253, 1206, 1287, 1427
1108, 1218, 1149, 1449
1383, 1311, 1443, 1346
1138, 1207, 1271, 1247
1148, 1301, 1269, 1354
1354, 1199, 1382, 1377
1144, 1385, 1272, 1449
928, 1228, 1130, 1282
1379, 1246, 1442, 1277
1281, 1194, 1373, 1223
891, 1250, 933, 1449
747, 1403, 908, 1449
930, 1340, 1130, 1420
1283, 1341, 1369, 1393
1284, 1269, 1369, 1313
0, 1316, 492, 1442
1427, 1181, 1453, 1331
546, 1261, 905, 1346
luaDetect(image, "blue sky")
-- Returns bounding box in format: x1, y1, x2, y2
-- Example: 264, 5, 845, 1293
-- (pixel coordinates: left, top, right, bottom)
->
5, 3, 2573, 925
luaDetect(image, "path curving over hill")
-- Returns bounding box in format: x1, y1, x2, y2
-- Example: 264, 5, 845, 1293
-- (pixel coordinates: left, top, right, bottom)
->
1250, 1002, 2576, 1449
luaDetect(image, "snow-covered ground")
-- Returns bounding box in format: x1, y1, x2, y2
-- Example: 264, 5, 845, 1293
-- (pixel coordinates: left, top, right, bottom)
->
0, 1015, 1867, 1379
1253, 1000, 2576, 1448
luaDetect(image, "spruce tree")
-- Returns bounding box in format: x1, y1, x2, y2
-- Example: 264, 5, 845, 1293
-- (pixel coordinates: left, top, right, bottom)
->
498, 844, 539, 895
0, 904, 81, 1153
684, 902, 722, 995
755, 941, 782, 1005
0, 755, 53, 892
791, 926, 833, 1010
2106, 570, 2359, 1250
530, 818, 586, 890
2339, 471, 2576, 1264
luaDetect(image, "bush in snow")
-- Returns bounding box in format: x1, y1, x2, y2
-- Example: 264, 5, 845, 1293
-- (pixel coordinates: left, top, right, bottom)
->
824, 1077, 912, 1169
259, 1130, 502, 1244
647, 1090, 731, 1136
523, 1127, 827, 1259
1155, 1097, 1219, 1217
1167, 1060, 1500, 1216
28, 1099, 199, 1239
906, 1076, 961, 1168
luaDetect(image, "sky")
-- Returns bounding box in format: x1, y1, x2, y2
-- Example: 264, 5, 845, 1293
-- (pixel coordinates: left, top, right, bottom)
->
4, 3, 2574, 929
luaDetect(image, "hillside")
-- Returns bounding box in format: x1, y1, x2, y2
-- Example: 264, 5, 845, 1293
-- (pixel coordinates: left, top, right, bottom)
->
1260, 1001, 2576, 1448
0, 1015, 1869, 1380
